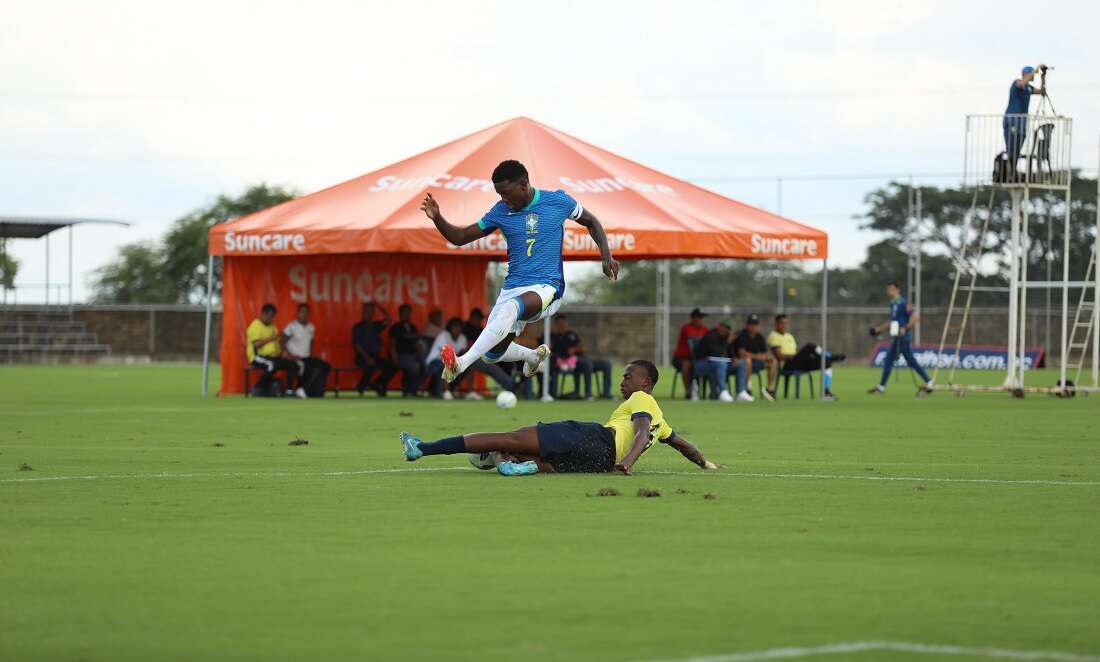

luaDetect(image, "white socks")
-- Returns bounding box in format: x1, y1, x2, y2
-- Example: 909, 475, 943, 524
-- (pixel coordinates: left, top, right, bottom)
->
457, 298, 521, 372
497, 342, 538, 364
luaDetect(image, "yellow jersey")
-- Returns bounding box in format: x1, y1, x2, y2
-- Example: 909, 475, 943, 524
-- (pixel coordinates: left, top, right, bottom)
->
246, 319, 281, 361
767, 330, 797, 357
604, 390, 674, 463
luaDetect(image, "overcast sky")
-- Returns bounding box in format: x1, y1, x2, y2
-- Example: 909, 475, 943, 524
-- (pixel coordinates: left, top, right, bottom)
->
2, 0, 1098, 303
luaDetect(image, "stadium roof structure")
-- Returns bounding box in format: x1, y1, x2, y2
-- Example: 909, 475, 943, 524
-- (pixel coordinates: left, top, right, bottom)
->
0, 216, 129, 240
208, 117, 827, 261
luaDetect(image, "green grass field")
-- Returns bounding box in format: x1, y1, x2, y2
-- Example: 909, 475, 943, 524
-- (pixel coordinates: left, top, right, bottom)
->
2, 364, 1099, 662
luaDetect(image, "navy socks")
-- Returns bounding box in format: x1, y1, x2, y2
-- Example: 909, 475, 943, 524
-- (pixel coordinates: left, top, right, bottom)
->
417, 435, 467, 456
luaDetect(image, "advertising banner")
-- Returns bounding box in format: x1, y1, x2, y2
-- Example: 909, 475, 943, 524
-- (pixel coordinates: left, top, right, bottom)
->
220, 254, 489, 394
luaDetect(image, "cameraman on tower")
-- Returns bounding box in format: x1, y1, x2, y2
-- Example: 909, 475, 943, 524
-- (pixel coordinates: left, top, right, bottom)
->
1003, 65, 1047, 178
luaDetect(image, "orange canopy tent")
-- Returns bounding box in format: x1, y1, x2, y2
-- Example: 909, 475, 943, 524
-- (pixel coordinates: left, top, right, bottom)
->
203, 117, 831, 396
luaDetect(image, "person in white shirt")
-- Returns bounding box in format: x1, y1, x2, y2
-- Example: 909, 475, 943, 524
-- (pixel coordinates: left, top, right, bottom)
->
282, 303, 331, 397
426, 318, 469, 399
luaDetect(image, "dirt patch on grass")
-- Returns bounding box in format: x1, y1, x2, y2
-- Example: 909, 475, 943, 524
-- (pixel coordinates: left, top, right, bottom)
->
288, 438, 309, 446
589, 487, 621, 497
18, 463, 33, 471
637, 488, 661, 498
703, 493, 718, 500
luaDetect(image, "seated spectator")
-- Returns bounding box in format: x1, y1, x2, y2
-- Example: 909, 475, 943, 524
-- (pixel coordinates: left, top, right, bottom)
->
673, 308, 709, 399
426, 317, 468, 400
352, 302, 397, 397
463, 308, 486, 345
692, 319, 734, 402
767, 314, 844, 401
549, 315, 612, 400
457, 306, 517, 400
422, 309, 444, 342
732, 314, 778, 402
247, 303, 304, 398
389, 304, 424, 397
282, 303, 331, 397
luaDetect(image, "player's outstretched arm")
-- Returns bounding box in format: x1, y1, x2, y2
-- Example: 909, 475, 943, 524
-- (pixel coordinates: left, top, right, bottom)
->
420, 193, 487, 246
665, 433, 723, 470
574, 208, 619, 281
615, 416, 653, 475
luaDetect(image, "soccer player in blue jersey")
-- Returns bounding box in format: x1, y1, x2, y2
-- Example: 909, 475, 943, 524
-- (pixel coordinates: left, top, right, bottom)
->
419, 160, 619, 384
868, 281, 933, 394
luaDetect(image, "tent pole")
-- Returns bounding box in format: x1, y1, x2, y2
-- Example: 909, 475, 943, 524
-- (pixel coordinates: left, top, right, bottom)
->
68, 224, 74, 309
821, 258, 828, 401
45, 232, 50, 306
541, 314, 552, 402
201, 254, 215, 398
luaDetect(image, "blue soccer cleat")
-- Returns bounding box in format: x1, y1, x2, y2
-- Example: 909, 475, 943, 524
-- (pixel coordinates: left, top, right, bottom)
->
497, 460, 539, 476
401, 432, 423, 461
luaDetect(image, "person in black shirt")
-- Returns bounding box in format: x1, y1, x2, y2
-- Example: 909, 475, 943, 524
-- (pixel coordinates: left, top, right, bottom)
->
389, 304, 424, 397
352, 302, 397, 396
463, 308, 485, 345
548, 315, 611, 400
732, 314, 777, 402
692, 319, 734, 402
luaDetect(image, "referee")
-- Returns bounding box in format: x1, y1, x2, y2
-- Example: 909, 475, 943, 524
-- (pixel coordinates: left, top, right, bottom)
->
868, 281, 933, 394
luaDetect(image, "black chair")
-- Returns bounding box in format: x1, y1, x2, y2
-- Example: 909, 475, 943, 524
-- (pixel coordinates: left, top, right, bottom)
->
781, 370, 816, 400
670, 337, 705, 399
1026, 122, 1055, 183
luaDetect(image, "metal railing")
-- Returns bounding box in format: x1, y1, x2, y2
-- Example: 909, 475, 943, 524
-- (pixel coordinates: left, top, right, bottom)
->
964, 113, 1072, 190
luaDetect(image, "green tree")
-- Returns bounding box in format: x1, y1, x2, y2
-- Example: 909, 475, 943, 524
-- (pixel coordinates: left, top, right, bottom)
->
89, 242, 174, 303
90, 184, 297, 304
860, 175, 1098, 281
0, 246, 17, 289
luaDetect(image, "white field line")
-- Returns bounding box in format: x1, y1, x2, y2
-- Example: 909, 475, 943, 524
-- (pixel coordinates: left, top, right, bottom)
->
0, 467, 467, 484
641, 471, 1100, 487
2, 467, 1098, 487
645, 640, 1100, 662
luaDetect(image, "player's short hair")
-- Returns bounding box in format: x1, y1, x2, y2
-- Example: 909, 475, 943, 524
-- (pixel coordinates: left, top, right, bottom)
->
297, 303, 309, 312
629, 359, 659, 386
492, 160, 528, 184
446, 316, 463, 332
887, 280, 900, 288
261, 303, 276, 315
775, 313, 788, 323
398, 303, 412, 313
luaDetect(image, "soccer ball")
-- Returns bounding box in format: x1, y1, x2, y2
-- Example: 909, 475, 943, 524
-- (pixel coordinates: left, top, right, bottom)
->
496, 391, 517, 409
467, 452, 497, 470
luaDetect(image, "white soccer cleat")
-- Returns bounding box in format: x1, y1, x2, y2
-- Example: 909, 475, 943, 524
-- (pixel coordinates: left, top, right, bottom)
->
523, 344, 551, 378
441, 390, 454, 401
718, 390, 734, 403
736, 390, 755, 402
691, 383, 700, 402
761, 389, 775, 402
464, 391, 484, 401
294, 387, 307, 399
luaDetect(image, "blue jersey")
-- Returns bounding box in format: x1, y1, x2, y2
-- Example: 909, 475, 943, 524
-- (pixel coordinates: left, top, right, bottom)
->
1005, 81, 1033, 115
477, 188, 583, 292
889, 295, 912, 331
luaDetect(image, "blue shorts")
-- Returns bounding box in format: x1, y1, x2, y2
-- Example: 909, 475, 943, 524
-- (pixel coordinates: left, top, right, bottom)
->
536, 420, 616, 473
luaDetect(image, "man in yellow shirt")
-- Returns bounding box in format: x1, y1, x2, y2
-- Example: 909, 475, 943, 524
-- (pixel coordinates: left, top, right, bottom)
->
766, 314, 844, 401
246, 303, 304, 398
400, 360, 723, 476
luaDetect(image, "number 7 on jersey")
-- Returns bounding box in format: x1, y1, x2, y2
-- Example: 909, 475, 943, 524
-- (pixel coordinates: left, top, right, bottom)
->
526, 238, 536, 257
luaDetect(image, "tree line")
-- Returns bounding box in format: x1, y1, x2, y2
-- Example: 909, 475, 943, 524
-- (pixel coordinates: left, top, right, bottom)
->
80, 175, 1097, 306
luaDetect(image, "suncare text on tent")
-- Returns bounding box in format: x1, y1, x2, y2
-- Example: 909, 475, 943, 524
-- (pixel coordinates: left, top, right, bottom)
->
224, 230, 305, 253
750, 233, 819, 257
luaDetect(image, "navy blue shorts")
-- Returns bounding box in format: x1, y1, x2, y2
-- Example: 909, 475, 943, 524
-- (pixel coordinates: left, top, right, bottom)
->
536, 420, 616, 473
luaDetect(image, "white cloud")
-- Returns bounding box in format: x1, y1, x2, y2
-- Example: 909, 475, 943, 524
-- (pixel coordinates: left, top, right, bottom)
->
1, 0, 1098, 300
